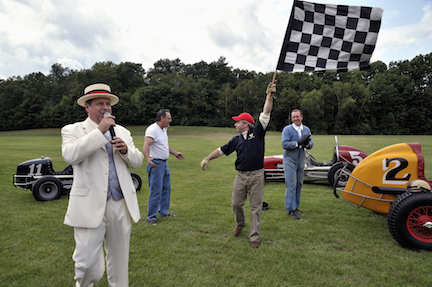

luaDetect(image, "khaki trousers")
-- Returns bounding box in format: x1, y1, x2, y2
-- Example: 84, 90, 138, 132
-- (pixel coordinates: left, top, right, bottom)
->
73, 198, 132, 287
232, 169, 265, 243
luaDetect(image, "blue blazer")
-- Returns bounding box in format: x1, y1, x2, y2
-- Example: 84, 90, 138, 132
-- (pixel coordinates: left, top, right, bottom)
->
281, 124, 313, 169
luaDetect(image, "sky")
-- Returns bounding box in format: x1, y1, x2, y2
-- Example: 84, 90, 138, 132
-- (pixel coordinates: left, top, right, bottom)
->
0, 0, 431, 79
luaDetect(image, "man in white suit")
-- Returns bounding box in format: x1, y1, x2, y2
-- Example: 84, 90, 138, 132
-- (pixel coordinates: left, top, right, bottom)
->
61, 83, 144, 286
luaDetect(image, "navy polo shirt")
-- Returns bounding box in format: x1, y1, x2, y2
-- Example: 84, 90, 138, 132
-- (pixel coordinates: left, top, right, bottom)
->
220, 121, 266, 171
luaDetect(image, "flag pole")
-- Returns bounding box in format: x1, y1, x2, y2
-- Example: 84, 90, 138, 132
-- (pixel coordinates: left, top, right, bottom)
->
272, 69, 277, 83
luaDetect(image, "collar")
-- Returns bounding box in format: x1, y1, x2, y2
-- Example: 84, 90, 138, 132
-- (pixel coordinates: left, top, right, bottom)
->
156, 121, 168, 131
241, 125, 253, 138
241, 130, 248, 139
293, 124, 303, 131
82, 117, 99, 133
87, 117, 99, 129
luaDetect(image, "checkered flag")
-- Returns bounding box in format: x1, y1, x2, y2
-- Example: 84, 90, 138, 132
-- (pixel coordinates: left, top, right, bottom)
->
277, 0, 383, 72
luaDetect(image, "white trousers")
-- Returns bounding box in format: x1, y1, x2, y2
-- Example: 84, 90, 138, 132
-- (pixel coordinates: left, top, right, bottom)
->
73, 198, 132, 287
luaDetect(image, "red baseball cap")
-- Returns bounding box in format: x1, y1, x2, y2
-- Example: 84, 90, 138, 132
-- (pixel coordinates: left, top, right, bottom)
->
232, 112, 254, 124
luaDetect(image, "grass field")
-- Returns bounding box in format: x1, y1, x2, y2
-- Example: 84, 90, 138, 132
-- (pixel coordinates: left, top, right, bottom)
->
1, 126, 432, 286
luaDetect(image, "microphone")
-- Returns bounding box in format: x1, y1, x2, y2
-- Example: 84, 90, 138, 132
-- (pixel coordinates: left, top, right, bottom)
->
103, 112, 116, 138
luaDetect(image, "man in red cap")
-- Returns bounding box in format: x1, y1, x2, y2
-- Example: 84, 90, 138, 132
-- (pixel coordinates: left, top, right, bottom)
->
200, 82, 276, 248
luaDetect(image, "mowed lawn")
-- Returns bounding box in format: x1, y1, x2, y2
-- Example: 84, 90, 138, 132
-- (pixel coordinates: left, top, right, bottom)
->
1, 126, 432, 286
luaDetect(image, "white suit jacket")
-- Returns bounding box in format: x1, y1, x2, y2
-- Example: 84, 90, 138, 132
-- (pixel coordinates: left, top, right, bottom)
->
61, 117, 144, 228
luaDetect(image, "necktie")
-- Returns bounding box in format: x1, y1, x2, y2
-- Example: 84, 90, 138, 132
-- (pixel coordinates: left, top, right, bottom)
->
104, 134, 123, 200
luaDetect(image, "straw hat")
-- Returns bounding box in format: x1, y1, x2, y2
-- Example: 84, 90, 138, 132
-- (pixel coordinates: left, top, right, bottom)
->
77, 83, 119, 107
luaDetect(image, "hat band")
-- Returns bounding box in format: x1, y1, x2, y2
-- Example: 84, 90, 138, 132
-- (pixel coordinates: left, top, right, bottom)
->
85, 89, 112, 96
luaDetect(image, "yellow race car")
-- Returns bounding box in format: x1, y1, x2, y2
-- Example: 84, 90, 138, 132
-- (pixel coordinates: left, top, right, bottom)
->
334, 142, 432, 250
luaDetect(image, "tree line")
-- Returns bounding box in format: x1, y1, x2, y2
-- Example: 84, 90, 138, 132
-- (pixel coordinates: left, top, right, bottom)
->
1, 54, 432, 134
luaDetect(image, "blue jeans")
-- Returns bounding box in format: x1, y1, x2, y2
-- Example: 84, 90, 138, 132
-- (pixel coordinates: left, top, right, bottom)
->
284, 158, 304, 211
146, 159, 171, 221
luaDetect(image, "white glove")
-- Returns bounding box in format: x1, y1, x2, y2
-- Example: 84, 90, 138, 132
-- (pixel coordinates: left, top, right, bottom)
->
200, 157, 209, 170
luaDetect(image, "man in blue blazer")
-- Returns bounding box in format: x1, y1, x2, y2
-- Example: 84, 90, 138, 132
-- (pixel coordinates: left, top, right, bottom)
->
281, 109, 313, 220
62, 83, 144, 286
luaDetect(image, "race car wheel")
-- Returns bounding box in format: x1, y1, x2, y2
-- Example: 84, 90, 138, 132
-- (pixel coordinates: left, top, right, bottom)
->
131, 172, 142, 191
327, 162, 354, 188
32, 177, 63, 201
387, 191, 432, 250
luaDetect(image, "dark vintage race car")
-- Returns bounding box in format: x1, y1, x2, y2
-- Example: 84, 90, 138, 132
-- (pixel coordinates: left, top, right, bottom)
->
333, 142, 432, 250
264, 136, 368, 187
13, 156, 142, 201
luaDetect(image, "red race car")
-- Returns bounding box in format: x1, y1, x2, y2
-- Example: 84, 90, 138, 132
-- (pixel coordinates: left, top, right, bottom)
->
264, 136, 368, 187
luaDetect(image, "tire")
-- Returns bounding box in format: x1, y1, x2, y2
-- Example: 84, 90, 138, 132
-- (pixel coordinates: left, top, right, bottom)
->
32, 177, 63, 201
327, 162, 355, 188
387, 191, 432, 250
130, 172, 142, 191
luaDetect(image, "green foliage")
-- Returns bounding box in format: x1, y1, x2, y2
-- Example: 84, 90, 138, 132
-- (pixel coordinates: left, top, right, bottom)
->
1, 54, 432, 134
2, 129, 432, 286
300, 89, 324, 132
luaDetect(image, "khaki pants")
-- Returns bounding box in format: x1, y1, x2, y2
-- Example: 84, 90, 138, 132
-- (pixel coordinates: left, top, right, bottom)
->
232, 169, 264, 243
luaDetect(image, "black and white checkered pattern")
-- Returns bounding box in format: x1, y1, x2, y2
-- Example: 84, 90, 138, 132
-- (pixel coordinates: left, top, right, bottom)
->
277, 0, 383, 72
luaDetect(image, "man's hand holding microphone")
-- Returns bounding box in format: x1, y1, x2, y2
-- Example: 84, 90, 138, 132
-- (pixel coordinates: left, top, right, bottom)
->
99, 112, 128, 154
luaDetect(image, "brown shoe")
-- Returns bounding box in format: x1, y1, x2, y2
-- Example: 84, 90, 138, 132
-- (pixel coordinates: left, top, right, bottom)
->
250, 242, 259, 248
233, 227, 243, 237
